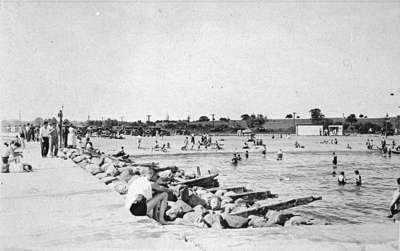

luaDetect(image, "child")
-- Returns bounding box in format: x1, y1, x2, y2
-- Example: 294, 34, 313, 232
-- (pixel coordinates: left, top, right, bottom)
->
354, 170, 362, 186
277, 149, 283, 160
245, 150, 249, 159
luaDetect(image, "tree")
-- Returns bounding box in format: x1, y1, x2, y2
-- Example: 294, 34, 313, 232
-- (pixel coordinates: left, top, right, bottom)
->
285, 114, 293, 119
241, 114, 250, 120
359, 114, 364, 118
34, 117, 43, 125
219, 117, 230, 122
309, 108, 324, 124
50, 117, 58, 125
198, 116, 210, 122
346, 114, 357, 124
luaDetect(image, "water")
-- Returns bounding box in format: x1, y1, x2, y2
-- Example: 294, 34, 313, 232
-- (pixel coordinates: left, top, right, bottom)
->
91, 135, 400, 225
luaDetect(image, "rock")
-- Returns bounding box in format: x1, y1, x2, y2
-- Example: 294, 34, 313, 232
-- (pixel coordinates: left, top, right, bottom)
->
204, 213, 226, 229
95, 172, 107, 179
209, 196, 222, 210
113, 181, 128, 194
165, 200, 193, 220
284, 216, 308, 226
224, 191, 237, 197
183, 211, 208, 228
221, 196, 234, 207
104, 164, 120, 177
199, 192, 214, 204
248, 215, 267, 228
223, 203, 237, 213
215, 189, 227, 197
234, 198, 246, 206
89, 165, 103, 175
231, 206, 248, 213
265, 210, 294, 226
186, 194, 207, 208
222, 213, 249, 228
193, 205, 207, 215
119, 167, 134, 183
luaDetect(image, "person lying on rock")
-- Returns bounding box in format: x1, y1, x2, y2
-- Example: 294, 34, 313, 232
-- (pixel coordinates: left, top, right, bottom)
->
125, 166, 172, 225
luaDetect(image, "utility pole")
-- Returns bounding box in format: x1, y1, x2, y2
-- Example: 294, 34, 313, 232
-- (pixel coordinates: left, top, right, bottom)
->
211, 114, 215, 128
146, 114, 151, 123
293, 112, 296, 134
385, 113, 389, 139
19, 110, 21, 126
58, 106, 63, 147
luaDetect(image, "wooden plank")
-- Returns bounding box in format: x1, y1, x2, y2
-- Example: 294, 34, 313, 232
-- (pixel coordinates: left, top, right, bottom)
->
101, 176, 118, 185
228, 191, 277, 201
207, 186, 249, 194
231, 196, 322, 217
172, 174, 219, 186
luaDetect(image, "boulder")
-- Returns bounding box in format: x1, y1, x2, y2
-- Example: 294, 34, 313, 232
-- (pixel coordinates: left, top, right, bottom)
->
224, 191, 237, 197
113, 181, 128, 194
204, 213, 226, 229
231, 206, 248, 213
165, 200, 193, 220
104, 164, 120, 177
222, 213, 249, 228
186, 194, 207, 208
209, 196, 222, 210
95, 172, 107, 179
284, 216, 308, 226
89, 165, 103, 175
119, 167, 135, 183
248, 215, 273, 228
72, 155, 87, 163
183, 211, 208, 228
221, 196, 234, 207
193, 205, 208, 215
265, 210, 294, 226
223, 203, 237, 213
215, 189, 227, 197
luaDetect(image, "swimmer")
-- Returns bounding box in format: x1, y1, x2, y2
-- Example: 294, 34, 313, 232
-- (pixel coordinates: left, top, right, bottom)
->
232, 154, 238, 165
332, 152, 337, 168
354, 170, 362, 186
262, 145, 266, 156
337, 171, 346, 185
237, 154, 242, 161
245, 150, 249, 159
277, 149, 283, 160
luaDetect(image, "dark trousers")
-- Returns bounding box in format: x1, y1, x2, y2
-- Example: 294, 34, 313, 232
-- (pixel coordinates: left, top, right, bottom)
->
41, 137, 49, 157
50, 137, 58, 157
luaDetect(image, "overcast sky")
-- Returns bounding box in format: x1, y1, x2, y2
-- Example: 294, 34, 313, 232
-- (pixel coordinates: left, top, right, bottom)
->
1, 1, 399, 121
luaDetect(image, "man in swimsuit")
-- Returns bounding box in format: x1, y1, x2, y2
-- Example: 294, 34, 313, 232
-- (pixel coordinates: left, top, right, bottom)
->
125, 167, 172, 225
354, 170, 362, 186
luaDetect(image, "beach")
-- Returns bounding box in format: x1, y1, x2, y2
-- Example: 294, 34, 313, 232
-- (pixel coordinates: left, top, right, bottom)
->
1, 135, 399, 250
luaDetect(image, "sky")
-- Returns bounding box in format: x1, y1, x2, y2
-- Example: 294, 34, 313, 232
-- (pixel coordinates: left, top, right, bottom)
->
1, 0, 399, 122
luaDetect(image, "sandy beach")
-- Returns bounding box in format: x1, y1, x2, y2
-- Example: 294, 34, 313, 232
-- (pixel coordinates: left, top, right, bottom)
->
1, 140, 398, 251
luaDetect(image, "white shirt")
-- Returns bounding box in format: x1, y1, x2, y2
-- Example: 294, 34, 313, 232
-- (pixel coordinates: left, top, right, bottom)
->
39, 126, 51, 138
125, 176, 152, 209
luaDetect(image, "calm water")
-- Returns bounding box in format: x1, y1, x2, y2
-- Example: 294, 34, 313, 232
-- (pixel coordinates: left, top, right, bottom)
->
92, 135, 400, 224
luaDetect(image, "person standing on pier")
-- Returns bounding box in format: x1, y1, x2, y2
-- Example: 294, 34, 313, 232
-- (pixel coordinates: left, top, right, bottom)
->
39, 121, 51, 157
49, 122, 59, 157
